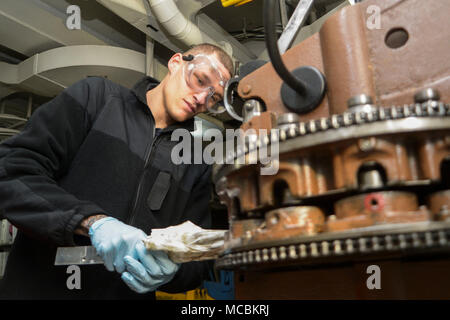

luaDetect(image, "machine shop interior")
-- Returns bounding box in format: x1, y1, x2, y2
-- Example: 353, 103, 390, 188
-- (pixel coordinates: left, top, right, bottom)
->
1, 0, 450, 300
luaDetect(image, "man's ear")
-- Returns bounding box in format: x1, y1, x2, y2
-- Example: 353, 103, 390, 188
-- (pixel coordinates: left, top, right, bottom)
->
167, 53, 183, 75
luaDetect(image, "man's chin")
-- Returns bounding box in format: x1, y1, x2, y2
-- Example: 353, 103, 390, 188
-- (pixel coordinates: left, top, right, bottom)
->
172, 110, 195, 123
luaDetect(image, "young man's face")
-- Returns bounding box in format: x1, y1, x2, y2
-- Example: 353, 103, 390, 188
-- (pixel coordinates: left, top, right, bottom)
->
164, 52, 231, 123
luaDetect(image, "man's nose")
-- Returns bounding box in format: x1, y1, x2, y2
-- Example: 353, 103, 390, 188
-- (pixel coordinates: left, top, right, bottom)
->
193, 91, 209, 105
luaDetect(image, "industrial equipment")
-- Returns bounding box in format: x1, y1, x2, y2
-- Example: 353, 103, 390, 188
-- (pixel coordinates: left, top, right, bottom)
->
213, 0, 450, 299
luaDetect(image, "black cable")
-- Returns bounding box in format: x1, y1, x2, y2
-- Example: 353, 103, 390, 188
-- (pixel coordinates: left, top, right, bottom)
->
263, 0, 307, 95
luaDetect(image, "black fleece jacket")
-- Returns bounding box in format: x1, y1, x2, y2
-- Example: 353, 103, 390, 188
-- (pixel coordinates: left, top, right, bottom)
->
0, 76, 213, 299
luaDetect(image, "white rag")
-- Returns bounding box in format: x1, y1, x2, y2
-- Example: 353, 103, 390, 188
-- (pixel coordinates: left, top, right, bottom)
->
142, 221, 227, 263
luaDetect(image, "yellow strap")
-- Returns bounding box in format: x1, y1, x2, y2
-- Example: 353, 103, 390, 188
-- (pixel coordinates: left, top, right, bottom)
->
235, 0, 253, 6
221, 0, 247, 7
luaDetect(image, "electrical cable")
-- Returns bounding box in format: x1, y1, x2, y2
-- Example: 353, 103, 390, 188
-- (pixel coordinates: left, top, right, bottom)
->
263, 0, 307, 95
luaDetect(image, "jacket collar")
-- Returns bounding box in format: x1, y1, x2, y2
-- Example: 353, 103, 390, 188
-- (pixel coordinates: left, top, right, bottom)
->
131, 76, 195, 132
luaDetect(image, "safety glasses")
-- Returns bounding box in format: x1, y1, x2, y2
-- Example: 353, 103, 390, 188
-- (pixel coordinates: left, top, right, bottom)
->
182, 54, 227, 114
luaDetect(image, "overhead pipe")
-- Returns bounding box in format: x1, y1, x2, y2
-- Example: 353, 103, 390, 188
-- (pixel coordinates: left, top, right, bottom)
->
147, 0, 209, 47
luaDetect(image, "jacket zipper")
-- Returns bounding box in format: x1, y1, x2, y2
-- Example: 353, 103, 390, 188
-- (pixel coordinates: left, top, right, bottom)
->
127, 126, 167, 226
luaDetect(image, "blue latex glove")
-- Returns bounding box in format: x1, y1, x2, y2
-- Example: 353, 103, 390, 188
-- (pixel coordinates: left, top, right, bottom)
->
89, 217, 147, 273
121, 241, 180, 293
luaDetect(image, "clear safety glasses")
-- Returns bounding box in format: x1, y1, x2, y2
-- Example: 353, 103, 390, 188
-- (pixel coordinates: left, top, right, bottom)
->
182, 54, 227, 114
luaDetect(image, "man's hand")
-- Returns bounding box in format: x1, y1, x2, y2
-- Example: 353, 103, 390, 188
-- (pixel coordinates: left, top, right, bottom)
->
88, 217, 147, 273
121, 242, 180, 293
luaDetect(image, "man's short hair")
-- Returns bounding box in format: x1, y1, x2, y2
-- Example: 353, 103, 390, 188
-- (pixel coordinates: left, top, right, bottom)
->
184, 43, 234, 78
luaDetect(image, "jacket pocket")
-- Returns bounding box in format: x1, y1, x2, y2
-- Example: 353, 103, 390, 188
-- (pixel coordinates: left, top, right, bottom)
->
147, 171, 171, 211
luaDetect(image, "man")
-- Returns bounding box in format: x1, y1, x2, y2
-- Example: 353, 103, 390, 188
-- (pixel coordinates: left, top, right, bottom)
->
0, 43, 233, 299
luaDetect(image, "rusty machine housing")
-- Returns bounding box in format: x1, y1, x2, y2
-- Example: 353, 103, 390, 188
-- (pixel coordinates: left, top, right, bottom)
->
213, 0, 450, 299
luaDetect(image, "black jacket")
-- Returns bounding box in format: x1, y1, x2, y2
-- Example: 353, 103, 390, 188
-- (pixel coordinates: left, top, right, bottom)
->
0, 76, 213, 299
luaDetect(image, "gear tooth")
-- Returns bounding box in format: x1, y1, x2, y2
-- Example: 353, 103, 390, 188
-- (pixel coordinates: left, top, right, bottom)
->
391, 106, 398, 118
385, 235, 393, 250
438, 102, 446, 116
346, 239, 354, 254
262, 248, 269, 262
280, 129, 287, 141
320, 118, 328, 131
414, 103, 422, 116
379, 108, 386, 120
359, 238, 367, 252
231, 254, 237, 266
399, 234, 407, 249
309, 120, 317, 133
236, 252, 242, 265
270, 247, 278, 261
427, 104, 434, 116
439, 231, 447, 246
288, 126, 296, 138
331, 115, 339, 129
279, 246, 287, 260
242, 252, 247, 264
425, 232, 433, 247
355, 111, 362, 124
403, 104, 410, 117
412, 232, 421, 248
255, 249, 261, 262
343, 112, 351, 126
299, 244, 307, 258
248, 251, 254, 263
372, 236, 380, 251
321, 241, 329, 256
333, 240, 342, 255
310, 242, 319, 257
288, 245, 297, 259
421, 103, 428, 115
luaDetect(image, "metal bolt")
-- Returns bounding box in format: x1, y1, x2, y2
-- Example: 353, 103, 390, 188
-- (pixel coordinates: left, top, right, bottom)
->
277, 113, 300, 126
444, 136, 450, 146
438, 205, 450, 220
347, 94, 373, 108
358, 137, 377, 152
242, 84, 252, 95
414, 88, 440, 103
243, 99, 263, 123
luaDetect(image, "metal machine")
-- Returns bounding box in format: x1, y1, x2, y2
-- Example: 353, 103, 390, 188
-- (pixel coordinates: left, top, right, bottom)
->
1, 0, 449, 299
213, 0, 450, 299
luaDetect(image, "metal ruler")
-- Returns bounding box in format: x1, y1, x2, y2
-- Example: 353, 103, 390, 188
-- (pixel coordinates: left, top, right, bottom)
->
54, 246, 103, 266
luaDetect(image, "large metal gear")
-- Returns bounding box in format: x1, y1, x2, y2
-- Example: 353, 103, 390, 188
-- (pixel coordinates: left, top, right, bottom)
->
212, 0, 450, 299
214, 100, 450, 182
214, 100, 450, 270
